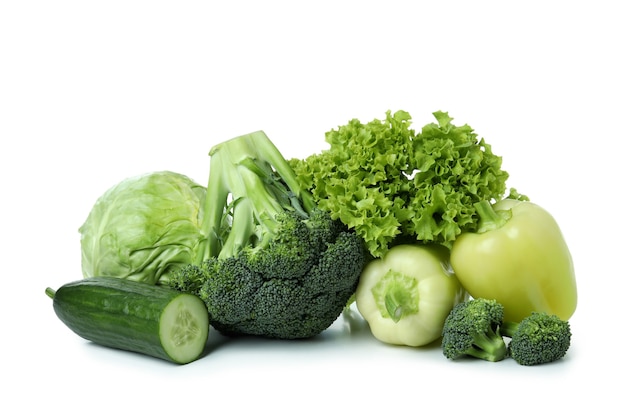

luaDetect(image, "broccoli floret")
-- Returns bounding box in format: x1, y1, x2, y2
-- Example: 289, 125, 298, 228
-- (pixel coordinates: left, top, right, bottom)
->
500, 311, 572, 366
441, 298, 508, 362
305, 231, 365, 293
242, 210, 316, 279
166, 263, 206, 295
305, 207, 344, 254
170, 131, 366, 339
197, 257, 262, 330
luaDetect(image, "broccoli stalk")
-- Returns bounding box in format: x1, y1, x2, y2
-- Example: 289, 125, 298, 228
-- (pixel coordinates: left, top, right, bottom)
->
171, 131, 366, 339
459, 326, 506, 362
198, 131, 314, 262
441, 298, 508, 362
500, 312, 572, 366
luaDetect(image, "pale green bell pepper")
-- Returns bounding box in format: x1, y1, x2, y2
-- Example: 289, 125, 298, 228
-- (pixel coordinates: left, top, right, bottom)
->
450, 199, 578, 323
355, 244, 467, 347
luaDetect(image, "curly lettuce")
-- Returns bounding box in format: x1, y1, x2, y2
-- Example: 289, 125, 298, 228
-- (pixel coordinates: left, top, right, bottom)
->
289, 110, 510, 258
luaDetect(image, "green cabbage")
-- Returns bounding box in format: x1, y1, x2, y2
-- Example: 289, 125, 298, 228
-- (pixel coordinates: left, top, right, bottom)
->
79, 171, 207, 284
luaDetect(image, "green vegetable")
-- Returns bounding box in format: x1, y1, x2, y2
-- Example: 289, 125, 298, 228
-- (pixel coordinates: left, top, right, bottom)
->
441, 298, 508, 362
45, 277, 209, 364
79, 171, 207, 285
355, 244, 467, 347
290, 110, 509, 257
450, 198, 578, 323
166, 131, 366, 339
501, 312, 572, 366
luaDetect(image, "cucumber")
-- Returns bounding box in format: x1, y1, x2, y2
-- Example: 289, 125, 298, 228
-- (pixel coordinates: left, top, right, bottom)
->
46, 276, 209, 364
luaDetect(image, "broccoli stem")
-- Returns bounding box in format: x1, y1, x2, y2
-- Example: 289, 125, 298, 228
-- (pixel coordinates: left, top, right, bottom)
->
474, 200, 511, 234
469, 327, 508, 362
220, 198, 257, 259
500, 321, 519, 338
197, 130, 316, 262
244, 132, 315, 214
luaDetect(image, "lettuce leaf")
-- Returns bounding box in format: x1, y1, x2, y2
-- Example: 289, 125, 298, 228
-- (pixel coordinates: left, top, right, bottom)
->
290, 110, 509, 257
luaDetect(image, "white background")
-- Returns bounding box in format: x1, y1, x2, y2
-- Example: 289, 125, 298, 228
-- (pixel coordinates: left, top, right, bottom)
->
2, 1, 623, 415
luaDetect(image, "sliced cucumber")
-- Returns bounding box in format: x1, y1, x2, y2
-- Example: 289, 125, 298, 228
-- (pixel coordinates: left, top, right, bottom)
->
46, 276, 209, 364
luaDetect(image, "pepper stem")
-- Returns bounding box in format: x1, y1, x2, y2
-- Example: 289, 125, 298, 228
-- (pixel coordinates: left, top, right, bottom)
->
474, 200, 511, 233
384, 292, 406, 323
372, 270, 420, 323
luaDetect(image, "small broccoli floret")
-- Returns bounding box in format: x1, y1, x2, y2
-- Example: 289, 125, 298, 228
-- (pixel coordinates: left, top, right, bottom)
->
501, 311, 572, 366
167, 131, 366, 339
242, 210, 316, 279
441, 298, 508, 362
197, 257, 262, 332
305, 208, 344, 253
166, 263, 206, 295
305, 231, 365, 294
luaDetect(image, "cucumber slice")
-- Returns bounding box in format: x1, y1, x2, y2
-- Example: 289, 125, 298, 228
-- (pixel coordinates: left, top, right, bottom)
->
159, 293, 209, 363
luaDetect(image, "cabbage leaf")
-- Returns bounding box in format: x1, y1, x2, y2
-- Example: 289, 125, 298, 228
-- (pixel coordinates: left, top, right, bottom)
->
79, 171, 207, 284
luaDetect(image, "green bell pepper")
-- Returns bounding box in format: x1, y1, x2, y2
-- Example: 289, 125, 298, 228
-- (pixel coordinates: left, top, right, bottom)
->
450, 199, 577, 323
355, 244, 467, 347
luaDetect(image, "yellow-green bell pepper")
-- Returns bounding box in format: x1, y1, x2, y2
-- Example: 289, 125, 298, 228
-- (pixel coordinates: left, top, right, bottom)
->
450, 199, 577, 323
355, 244, 467, 347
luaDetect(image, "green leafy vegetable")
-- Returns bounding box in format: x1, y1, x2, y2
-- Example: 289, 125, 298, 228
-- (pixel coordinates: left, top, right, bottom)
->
79, 171, 207, 284
290, 110, 510, 257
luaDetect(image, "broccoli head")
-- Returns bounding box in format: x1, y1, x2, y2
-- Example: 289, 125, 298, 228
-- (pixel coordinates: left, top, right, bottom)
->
169, 131, 366, 339
441, 298, 508, 362
501, 311, 572, 366
172, 223, 365, 339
